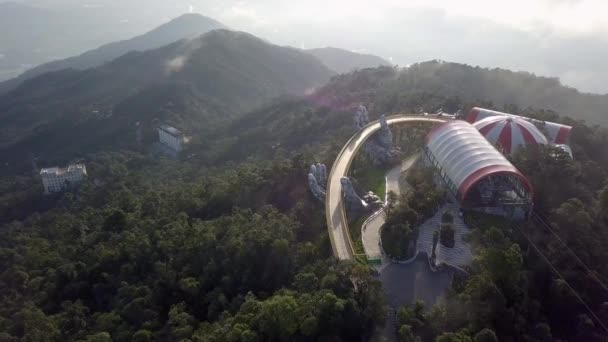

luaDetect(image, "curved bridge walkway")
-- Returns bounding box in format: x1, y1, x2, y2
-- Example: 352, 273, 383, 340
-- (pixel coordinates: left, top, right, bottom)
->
325, 115, 446, 261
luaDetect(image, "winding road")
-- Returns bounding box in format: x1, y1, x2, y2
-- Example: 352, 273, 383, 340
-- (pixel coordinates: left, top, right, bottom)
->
325, 115, 446, 261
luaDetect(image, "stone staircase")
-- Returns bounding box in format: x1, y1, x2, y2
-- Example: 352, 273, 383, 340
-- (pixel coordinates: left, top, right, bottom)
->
416, 202, 473, 268
384, 306, 398, 341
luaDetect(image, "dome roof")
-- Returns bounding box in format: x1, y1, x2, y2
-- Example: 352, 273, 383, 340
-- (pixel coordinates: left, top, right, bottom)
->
467, 107, 572, 145
425, 121, 533, 201
473, 115, 548, 155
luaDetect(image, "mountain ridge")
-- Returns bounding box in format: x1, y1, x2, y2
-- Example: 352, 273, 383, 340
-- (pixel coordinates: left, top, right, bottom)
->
0, 13, 227, 94
305, 47, 391, 74
0, 29, 334, 163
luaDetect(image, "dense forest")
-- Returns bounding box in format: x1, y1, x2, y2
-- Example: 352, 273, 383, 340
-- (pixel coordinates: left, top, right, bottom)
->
0, 151, 386, 341
1, 62, 608, 341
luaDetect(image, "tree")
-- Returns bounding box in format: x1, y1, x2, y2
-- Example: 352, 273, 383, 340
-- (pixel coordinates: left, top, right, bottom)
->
533, 323, 552, 342
300, 316, 318, 337
166, 302, 195, 340
436, 331, 473, 342
257, 295, 299, 340
386, 190, 398, 216
84, 332, 113, 342
56, 300, 90, 339
440, 224, 455, 248
476, 244, 522, 292
14, 303, 60, 342
399, 324, 416, 342
293, 272, 319, 293
102, 209, 127, 232
473, 328, 497, 342
132, 329, 154, 342
442, 212, 453, 223
459, 274, 505, 332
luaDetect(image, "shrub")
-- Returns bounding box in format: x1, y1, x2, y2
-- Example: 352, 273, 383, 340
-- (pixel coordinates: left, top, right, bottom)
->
474, 328, 498, 342
441, 212, 453, 223
381, 222, 417, 260
440, 223, 455, 248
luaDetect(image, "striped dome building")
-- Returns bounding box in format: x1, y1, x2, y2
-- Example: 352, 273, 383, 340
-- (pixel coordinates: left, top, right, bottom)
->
473, 116, 548, 155
466, 107, 572, 145
424, 120, 533, 219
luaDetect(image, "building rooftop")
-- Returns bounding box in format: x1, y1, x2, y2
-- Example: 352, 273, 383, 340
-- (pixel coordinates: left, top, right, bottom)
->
40, 167, 60, 175
159, 124, 183, 137
40, 164, 87, 176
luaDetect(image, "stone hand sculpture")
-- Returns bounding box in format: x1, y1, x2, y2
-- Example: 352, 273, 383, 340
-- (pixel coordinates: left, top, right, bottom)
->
341, 177, 368, 215
308, 163, 328, 203
353, 108, 401, 165
353, 105, 370, 131
377, 115, 394, 149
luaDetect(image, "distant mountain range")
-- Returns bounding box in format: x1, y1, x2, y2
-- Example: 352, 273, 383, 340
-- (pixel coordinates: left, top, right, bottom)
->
0, 13, 227, 94
305, 47, 391, 74
0, 12, 391, 95
0, 1, 170, 81
0, 29, 333, 161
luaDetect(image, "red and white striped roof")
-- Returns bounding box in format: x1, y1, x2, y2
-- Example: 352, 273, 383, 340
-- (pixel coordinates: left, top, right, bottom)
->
473, 116, 548, 155
467, 107, 572, 145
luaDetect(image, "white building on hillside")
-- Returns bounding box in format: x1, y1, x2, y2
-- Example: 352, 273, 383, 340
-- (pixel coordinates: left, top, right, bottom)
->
158, 125, 186, 152
40, 164, 87, 194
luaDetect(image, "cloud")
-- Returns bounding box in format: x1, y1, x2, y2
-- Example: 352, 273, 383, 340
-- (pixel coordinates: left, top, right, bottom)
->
220, 2, 268, 27
166, 55, 188, 74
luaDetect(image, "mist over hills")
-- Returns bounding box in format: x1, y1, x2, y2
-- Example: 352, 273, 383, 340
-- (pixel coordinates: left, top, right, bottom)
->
305, 47, 391, 74
393, 61, 608, 126
0, 29, 333, 161
0, 13, 227, 94
0, 1, 171, 81
1, 9, 607, 166
0, 12, 393, 95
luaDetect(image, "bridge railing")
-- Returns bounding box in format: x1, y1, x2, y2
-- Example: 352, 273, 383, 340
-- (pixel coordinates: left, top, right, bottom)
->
325, 115, 446, 261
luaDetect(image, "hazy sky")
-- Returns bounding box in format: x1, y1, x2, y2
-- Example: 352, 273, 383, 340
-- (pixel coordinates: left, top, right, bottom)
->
12, 0, 608, 93
215, 0, 608, 35
207, 0, 608, 93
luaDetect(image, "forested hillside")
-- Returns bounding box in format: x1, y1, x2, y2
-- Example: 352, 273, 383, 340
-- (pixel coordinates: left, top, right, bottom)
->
1, 57, 608, 340
305, 47, 391, 74
394, 61, 608, 125
0, 29, 333, 169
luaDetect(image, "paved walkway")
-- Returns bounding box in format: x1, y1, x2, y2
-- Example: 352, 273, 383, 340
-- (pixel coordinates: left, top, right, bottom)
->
362, 211, 386, 261
361, 156, 418, 261
415, 202, 473, 268
380, 256, 452, 308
